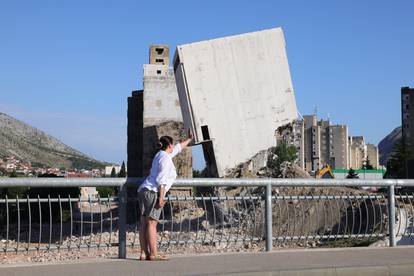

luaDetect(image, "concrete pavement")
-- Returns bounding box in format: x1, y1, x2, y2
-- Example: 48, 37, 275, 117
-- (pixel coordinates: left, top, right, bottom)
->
1, 246, 414, 276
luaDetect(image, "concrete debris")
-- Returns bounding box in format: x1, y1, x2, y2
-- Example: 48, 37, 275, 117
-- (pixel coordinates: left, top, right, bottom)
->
224, 147, 310, 179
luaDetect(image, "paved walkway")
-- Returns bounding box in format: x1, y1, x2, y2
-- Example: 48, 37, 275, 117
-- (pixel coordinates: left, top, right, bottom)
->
2, 247, 414, 276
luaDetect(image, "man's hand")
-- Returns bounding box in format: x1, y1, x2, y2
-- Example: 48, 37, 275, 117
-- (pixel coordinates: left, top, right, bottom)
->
157, 184, 166, 209
157, 198, 165, 209
180, 129, 193, 150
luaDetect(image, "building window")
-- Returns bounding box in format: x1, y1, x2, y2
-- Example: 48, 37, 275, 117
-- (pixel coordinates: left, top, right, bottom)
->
201, 125, 211, 140
406, 104, 410, 110
155, 48, 164, 55
155, 59, 164, 63
156, 70, 161, 75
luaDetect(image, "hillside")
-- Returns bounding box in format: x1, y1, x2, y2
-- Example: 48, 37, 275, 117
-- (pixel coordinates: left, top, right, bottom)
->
0, 112, 107, 169
378, 126, 401, 166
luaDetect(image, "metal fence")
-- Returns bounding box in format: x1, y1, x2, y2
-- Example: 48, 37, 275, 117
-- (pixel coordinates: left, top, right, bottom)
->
1, 178, 414, 258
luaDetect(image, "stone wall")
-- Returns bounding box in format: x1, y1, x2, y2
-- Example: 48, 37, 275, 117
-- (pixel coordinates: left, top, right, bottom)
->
142, 121, 192, 178
127, 90, 143, 177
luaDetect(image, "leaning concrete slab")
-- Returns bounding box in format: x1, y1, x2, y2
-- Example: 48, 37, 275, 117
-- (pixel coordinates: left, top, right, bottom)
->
174, 27, 298, 176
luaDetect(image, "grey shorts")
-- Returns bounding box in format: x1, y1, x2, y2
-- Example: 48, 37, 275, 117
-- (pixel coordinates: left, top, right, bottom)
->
138, 189, 162, 221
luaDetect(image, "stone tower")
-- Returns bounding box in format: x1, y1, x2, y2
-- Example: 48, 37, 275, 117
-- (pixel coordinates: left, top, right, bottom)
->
149, 44, 170, 65
127, 45, 192, 178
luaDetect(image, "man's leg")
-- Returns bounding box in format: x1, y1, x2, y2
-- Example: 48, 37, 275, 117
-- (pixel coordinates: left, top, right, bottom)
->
139, 215, 150, 259
147, 217, 158, 257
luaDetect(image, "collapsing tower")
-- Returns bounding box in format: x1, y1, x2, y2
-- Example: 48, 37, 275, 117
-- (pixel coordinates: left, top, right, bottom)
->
173, 27, 298, 176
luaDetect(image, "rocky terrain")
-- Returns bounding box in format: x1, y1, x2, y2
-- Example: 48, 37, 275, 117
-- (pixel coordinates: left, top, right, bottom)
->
378, 126, 401, 166
0, 228, 262, 265
0, 112, 107, 169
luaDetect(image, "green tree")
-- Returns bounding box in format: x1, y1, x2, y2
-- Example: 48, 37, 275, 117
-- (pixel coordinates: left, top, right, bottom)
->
118, 161, 126, 177
386, 136, 411, 179
96, 187, 116, 197
362, 157, 374, 170
275, 140, 297, 163
267, 140, 298, 177
193, 169, 202, 178
110, 167, 117, 178
9, 170, 18, 178
346, 168, 359, 179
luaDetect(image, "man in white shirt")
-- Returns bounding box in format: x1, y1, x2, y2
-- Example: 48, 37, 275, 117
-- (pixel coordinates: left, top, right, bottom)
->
138, 130, 192, 261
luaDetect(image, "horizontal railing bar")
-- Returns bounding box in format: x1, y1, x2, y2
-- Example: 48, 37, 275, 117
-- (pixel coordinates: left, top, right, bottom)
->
2, 195, 411, 202
157, 237, 263, 246
163, 195, 387, 201
1, 243, 117, 253
168, 178, 414, 187
274, 195, 387, 200
0, 197, 117, 203
396, 233, 414, 237
395, 195, 414, 199
165, 196, 262, 201
0, 178, 126, 188
272, 234, 386, 240
1, 177, 414, 189
2, 194, 409, 202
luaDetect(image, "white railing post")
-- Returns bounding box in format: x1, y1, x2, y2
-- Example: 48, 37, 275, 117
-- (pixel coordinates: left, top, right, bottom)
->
388, 185, 396, 247
265, 183, 273, 251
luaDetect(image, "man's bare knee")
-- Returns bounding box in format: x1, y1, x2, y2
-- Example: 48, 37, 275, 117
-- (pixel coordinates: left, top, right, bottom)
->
147, 218, 158, 226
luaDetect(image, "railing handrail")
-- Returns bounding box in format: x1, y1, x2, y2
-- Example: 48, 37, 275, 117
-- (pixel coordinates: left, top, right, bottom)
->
1, 177, 414, 188
170, 178, 414, 187
0, 177, 127, 187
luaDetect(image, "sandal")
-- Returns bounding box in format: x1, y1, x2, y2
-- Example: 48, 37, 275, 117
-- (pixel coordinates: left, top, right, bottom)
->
149, 255, 169, 261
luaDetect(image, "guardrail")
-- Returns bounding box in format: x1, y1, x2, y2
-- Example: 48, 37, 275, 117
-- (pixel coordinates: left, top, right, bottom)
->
0, 178, 414, 258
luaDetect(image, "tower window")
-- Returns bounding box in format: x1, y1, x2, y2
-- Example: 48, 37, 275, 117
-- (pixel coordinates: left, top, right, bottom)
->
156, 70, 161, 75
156, 59, 164, 63
155, 48, 164, 55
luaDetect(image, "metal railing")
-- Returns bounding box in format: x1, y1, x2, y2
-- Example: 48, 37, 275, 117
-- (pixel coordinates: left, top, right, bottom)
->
1, 178, 414, 258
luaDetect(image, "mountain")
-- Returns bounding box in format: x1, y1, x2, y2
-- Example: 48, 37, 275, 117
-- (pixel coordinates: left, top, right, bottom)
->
0, 112, 108, 170
378, 126, 401, 166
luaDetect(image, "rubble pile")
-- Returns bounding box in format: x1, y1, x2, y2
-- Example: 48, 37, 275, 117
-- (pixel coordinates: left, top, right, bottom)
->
224, 147, 310, 179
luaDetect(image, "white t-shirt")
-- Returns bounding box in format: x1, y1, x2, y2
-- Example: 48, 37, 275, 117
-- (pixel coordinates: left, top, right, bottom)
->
138, 143, 182, 196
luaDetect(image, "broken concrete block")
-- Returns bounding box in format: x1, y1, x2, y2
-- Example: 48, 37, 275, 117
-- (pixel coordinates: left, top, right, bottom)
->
173, 27, 298, 176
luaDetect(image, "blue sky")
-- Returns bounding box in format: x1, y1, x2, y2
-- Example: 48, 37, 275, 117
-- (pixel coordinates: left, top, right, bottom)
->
0, 0, 413, 170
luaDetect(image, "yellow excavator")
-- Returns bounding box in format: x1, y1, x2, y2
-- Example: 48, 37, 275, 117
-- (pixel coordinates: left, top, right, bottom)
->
317, 164, 335, 179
